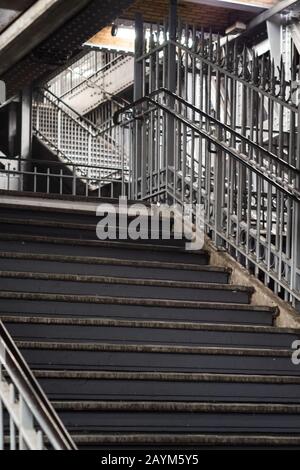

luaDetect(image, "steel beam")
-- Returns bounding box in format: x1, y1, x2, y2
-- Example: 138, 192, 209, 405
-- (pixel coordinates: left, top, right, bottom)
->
247, 0, 300, 31
0, 0, 93, 77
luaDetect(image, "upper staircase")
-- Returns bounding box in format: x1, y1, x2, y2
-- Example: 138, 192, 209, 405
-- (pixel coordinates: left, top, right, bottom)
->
1, 191, 300, 449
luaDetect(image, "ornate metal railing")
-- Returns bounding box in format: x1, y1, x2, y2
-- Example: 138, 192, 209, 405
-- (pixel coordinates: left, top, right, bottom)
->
115, 84, 300, 309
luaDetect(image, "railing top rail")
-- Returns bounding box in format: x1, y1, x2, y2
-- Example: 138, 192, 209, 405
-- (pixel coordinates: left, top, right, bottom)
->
114, 87, 300, 176
37, 87, 99, 134
35, 88, 127, 142
0, 155, 128, 173
114, 89, 300, 202
0, 320, 76, 450
59, 54, 127, 100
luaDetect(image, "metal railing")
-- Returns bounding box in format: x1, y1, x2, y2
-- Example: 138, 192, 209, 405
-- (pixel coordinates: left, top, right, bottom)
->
0, 157, 130, 198
32, 88, 130, 187
115, 84, 300, 308
0, 320, 76, 450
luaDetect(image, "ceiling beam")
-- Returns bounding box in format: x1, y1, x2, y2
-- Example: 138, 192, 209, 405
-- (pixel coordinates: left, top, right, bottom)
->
0, 0, 93, 76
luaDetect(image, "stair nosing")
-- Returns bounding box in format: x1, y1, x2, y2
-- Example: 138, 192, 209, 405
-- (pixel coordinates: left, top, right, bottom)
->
0, 270, 253, 292
2, 314, 296, 334
32, 369, 300, 384
51, 401, 300, 413
16, 340, 291, 356
70, 433, 300, 445
0, 251, 230, 274
0, 217, 182, 237
0, 292, 277, 313
0, 233, 208, 255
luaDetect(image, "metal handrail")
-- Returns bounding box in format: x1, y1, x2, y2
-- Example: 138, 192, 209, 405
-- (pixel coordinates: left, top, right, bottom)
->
59, 54, 128, 100
114, 87, 300, 175
0, 320, 76, 450
114, 89, 300, 202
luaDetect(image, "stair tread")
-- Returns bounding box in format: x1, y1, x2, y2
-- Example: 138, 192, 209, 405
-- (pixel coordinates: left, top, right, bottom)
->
0, 233, 208, 255
0, 291, 277, 312
0, 251, 228, 273
16, 340, 291, 356
0, 217, 180, 236
33, 369, 300, 383
70, 433, 300, 445
51, 401, 300, 413
2, 315, 296, 334
0, 270, 252, 291
0, 189, 141, 206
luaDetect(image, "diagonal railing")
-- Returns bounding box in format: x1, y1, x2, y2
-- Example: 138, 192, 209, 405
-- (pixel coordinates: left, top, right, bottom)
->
114, 87, 300, 308
0, 320, 76, 450
32, 88, 130, 188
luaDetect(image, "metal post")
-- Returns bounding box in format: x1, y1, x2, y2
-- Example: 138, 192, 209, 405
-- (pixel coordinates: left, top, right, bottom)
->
8, 101, 18, 157
19, 86, 32, 191
134, 13, 143, 199
167, 0, 177, 202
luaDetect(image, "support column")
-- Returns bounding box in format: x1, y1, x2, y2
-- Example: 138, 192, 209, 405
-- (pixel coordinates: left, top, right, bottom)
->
19, 86, 33, 191
134, 13, 143, 199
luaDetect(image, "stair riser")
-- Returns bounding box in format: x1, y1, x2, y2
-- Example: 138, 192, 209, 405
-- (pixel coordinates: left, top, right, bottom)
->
6, 323, 297, 348
0, 259, 229, 283
0, 240, 209, 264
20, 349, 299, 375
0, 223, 187, 246
56, 410, 300, 433
0, 300, 274, 326
0, 277, 251, 303
38, 377, 300, 403
0, 208, 166, 226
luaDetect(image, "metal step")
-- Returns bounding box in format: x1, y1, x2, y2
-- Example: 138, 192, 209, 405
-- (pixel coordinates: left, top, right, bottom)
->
0, 292, 277, 326
0, 235, 209, 264
0, 252, 230, 283
0, 218, 187, 246
18, 341, 298, 375
0, 271, 253, 303
71, 432, 300, 449
3, 316, 298, 349
53, 401, 300, 434
34, 370, 300, 403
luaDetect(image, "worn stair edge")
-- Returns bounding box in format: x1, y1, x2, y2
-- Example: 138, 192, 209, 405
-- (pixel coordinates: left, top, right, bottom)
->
0, 291, 278, 314
0, 201, 160, 217
0, 189, 143, 206
16, 341, 291, 357
0, 251, 228, 274
52, 401, 300, 413
70, 433, 300, 446
0, 233, 208, 256
2, 315, 297, 335
32, 370, 300, 384
0, 270, 254, 293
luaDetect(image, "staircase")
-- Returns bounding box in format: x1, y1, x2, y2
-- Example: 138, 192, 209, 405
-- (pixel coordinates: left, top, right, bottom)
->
1, 191, 300, 449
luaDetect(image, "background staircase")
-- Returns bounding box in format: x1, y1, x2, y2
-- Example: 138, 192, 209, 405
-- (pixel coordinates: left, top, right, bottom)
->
1, 191, 300, 449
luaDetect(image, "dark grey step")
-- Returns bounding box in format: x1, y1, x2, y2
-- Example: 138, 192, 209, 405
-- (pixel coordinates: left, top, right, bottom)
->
0, 292, 277, 326
0, 272, 252, 303
0, 252, 229, 283
0, 219, 187, 246
53, 401, 300, 434
18, 341, 299, 375
3, 316, 298, 348
34, 370, 300, 403
71, 433, 300, 449
0, 205, 164, 226
0, 235, 209, 264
